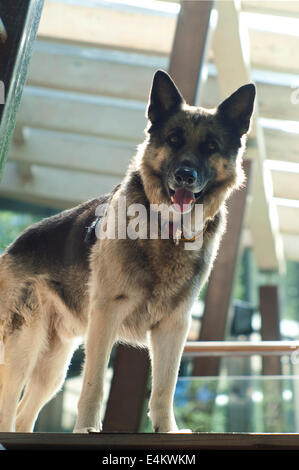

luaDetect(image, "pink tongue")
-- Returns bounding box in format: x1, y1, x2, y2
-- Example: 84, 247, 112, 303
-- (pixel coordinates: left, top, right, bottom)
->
173, 188, 195, 212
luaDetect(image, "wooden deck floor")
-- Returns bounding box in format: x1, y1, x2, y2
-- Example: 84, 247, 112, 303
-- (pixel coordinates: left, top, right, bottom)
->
0, 432, 299, 451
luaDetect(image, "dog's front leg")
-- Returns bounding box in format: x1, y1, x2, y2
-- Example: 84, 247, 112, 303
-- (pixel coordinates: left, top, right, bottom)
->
74, 302, 121, 433
149, 311, 191, 433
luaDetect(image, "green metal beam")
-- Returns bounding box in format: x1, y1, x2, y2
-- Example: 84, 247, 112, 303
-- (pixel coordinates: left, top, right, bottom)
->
0, 0, 44, 179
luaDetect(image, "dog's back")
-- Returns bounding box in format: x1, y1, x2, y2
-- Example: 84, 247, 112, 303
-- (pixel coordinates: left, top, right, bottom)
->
7, 198, 100, 274
2, 197, 106, 323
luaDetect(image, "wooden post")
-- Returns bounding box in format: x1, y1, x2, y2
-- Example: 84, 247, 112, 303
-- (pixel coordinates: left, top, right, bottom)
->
169, 0, 214, 103
259, 285, 281, 375
103, 0, 214, 431
193, 159, 252, 377
259, 285, 282, 432
102, 346, 150, 432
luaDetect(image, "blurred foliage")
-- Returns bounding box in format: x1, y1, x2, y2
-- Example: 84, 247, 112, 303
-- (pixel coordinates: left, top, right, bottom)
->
233, 250, 246, 302
141, 375, 299, 433
280, 260, 299, 322
174, 379, 218, 432
0, 210, 41, 252
232, 248, 299, 323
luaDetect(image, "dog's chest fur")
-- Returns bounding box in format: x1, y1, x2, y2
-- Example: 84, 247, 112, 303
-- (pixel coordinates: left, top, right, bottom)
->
88, 197, 222, 345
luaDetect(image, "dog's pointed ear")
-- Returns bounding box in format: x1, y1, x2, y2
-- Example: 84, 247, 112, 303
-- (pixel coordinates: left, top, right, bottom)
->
217, 83, 256, 135
147, 70, 185, 123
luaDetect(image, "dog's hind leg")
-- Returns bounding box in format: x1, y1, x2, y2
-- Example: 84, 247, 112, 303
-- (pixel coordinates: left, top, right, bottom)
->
0, 324, 46, 432
16, 334, 77, 432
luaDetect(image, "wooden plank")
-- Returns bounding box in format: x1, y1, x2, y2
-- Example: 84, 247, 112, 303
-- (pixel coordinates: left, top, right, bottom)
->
250, 29, 299, 75
282, 234, 299, 262
15, 86, 146, 142
270, 165, 299, 200
28, 40, 167, 101
1, 431, 299, 450
27, 41, 299, 123
193, 159, 251, 377
257, 82, 299, 122
259, 286, 282, 375
242, 0, 299, 18
36, 1, 299, 75
264, 128, 299, 164
35, 0, 299, 77
103, 346, 150, 432
243, 228, 299, 262
8, 128, 133, 176
0, 161, 121, 209
276, 204, 299, 235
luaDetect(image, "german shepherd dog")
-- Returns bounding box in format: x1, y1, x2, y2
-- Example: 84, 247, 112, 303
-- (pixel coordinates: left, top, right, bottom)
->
0, 70, 255, 433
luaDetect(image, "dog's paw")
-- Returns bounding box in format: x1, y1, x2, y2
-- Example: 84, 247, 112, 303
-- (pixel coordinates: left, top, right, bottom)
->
167, 428, 193, 434
73, 427, 98, 434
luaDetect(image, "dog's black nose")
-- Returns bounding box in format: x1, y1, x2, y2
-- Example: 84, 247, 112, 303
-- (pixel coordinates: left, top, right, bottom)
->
174, 167, 198, 186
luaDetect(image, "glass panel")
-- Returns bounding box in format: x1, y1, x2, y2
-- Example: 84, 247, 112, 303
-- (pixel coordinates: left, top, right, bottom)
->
172, 375, 299, 433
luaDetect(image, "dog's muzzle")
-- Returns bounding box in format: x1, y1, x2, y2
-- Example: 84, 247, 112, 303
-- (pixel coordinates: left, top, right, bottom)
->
169, 166, 207, 214
174, 167, 198, 187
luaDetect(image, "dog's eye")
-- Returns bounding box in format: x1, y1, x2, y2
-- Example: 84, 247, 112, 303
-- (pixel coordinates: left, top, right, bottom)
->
167, 133, 183, 148
206, 140, 219, 153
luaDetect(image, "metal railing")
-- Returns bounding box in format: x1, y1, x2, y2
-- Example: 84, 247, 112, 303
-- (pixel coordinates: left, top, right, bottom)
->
183, 341, 299, 357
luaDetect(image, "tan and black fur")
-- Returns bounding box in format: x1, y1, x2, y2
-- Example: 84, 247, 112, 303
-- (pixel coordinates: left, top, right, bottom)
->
0, 70, 255, 432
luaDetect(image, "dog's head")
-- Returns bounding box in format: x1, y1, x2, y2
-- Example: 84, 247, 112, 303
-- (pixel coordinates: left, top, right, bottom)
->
138, 70, 255, 220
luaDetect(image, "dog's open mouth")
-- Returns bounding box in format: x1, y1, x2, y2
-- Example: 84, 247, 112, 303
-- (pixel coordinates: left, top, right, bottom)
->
169, 188, 200, 214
